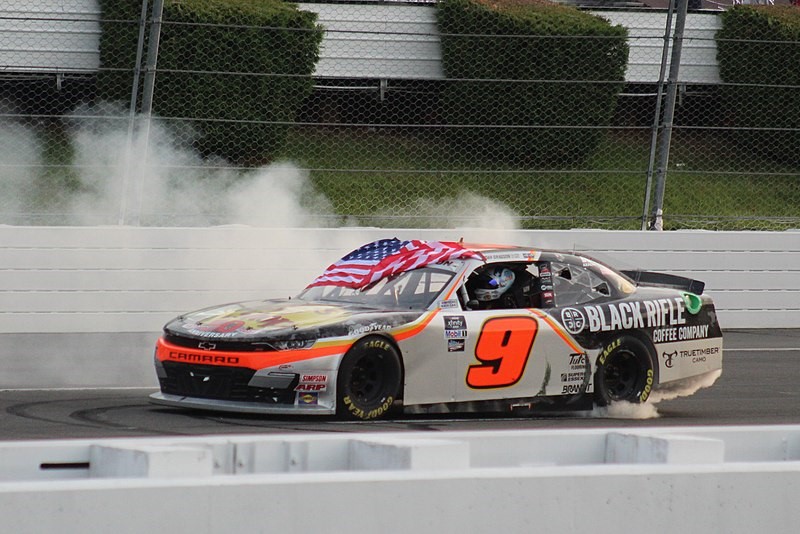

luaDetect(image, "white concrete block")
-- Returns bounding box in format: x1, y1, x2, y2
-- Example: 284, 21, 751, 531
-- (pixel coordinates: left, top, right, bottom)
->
89, 445, 214, 478
605, 432, 725, 464
349, 438, 470, 471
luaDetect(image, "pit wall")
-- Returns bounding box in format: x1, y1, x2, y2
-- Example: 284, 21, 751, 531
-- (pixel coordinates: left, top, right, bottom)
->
1, 425, 799, 533
2, 227, 798, 387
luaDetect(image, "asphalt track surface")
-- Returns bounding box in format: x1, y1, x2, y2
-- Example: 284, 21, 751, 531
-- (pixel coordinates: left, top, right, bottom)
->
1, 329, 798, 441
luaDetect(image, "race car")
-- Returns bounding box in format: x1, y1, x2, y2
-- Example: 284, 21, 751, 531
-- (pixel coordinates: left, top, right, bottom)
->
149, 238, 723, 419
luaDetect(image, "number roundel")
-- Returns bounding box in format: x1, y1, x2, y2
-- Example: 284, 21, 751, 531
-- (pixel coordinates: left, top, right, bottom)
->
467, 316, 538, 389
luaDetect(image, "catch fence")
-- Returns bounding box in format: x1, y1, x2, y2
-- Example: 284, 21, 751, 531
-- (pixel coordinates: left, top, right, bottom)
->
0, 0, 798, 230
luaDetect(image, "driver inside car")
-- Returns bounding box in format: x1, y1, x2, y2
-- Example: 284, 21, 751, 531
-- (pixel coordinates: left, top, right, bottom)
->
466, 264, 540, 310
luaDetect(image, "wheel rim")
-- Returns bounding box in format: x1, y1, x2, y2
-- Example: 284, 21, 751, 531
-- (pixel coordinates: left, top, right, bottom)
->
348, 353, 389, 404
602, 349, 642, 402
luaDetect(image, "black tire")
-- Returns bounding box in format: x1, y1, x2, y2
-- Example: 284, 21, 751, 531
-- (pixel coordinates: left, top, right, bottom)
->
594, 336, 655, 406
336, 336, 402, 420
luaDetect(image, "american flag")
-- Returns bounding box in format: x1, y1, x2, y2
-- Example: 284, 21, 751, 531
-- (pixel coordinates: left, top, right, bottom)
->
307, 238, 482, 289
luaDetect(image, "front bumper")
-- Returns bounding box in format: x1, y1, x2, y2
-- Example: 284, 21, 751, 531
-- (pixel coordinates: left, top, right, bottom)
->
149, 392, 336, 415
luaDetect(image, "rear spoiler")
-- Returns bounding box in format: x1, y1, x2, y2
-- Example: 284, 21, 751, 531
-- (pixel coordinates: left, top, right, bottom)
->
620, 270, 705, 295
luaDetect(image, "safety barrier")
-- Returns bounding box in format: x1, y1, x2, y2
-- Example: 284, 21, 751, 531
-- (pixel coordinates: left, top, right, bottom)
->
0, 424, 798, 533
1, 227, 798, 387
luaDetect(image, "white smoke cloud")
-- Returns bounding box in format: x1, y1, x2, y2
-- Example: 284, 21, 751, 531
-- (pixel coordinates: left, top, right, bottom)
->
586, 369, 722, 420
0, 116, 44, 224
373, 191, 519, 231
59, 103, 339, 227
1, 103, 520, 229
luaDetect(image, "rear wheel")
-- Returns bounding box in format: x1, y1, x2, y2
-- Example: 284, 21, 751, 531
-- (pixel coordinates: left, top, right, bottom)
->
594, 336, 655, 406
337, 337, 402, 420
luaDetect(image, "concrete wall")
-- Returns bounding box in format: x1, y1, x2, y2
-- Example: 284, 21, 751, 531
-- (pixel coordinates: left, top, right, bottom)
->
2, 3, 721, 84
0, 1, 101, 75
1, 425, 799, 533
1, 227, 798, 387
307, 5, 722, 84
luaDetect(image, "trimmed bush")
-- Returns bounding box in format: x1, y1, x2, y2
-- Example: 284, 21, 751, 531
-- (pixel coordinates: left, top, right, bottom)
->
436, 0, 628, 166
99, 0, 322, 165
716, 6, 800, 165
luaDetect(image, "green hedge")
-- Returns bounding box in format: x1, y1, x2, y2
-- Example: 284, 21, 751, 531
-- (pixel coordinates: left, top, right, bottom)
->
717, 6, 800, 165
436, 0, 628, 166
99, 0, 322, 165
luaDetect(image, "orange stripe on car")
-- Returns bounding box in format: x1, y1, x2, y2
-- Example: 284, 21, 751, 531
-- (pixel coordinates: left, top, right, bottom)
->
393, 310, 439, 342
530, 309, 584, 354
156, 337, 352, 370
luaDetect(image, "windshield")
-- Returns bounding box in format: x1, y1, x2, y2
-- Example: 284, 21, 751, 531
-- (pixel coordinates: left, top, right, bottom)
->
298, 266, 456, 310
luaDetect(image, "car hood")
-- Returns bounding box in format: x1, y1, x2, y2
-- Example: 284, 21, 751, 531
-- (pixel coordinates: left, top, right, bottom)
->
164, 298, 423, 342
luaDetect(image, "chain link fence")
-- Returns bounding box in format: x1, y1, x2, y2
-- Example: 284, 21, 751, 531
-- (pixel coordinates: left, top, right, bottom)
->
1, 0, 798, 230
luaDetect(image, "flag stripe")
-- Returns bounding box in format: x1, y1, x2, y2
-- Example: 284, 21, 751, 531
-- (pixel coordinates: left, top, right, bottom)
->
307, 238, 482, 289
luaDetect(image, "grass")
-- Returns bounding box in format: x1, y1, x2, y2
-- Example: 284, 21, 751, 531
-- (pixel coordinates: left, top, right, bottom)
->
278, 126, 800, 230
11, 120, 800, 230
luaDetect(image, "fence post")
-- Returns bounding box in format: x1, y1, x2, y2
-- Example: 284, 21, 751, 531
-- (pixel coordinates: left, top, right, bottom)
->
124, 0, 164, 226
118, 0, 151, 225
649, 0, 689, 231
641, 0, 676, 231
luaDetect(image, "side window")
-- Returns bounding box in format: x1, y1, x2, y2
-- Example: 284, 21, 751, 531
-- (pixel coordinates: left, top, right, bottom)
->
407, 270, 451, 301
551, 262, 611, 307
462, 262, 541, 310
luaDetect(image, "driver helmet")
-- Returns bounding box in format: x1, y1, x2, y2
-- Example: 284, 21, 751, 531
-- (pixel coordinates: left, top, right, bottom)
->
474, 267, 515, 302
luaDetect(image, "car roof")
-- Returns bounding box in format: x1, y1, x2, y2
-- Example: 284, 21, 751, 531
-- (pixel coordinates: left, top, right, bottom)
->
456, 242, 609, 269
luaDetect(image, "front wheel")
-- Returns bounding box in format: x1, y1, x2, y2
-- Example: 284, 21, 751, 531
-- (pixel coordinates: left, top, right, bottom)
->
594, 336, 655, 406
337, 336, 402, 420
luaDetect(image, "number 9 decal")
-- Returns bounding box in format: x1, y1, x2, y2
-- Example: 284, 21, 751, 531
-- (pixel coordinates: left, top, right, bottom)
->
467, 316, 539, 389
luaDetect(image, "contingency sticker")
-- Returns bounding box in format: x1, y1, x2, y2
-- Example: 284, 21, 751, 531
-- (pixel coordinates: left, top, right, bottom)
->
444, 315, 467, 340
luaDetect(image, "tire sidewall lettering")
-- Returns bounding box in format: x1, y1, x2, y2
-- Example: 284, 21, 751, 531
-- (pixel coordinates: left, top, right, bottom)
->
337, 336, 401, 420
639, 369, 654, 402
595, 336, 655, 406
598, 337, 622, 366
343, 394, 394, 420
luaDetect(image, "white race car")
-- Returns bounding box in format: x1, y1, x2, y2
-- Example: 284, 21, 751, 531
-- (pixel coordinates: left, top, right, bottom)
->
150, 238, 723, 419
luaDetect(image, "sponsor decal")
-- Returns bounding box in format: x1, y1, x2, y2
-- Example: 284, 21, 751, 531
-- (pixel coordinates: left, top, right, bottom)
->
560, 298, 688, 334
446, 329, 468, 339
301, 374, 327, 383
652, 324, 710, 343
561, 372, 587, 383
662, 346, 719, 367
448, 339, 466, 352
168, 351, 240, 365
539, 265, 555, 307
682, 292, 703, 315
295, 383, 326, 392
445, 316, 466, 330
298, 392, 319, 405
444, 315, 468, 340
568, 352, 587, 370
561, 308, 586, 334
296, 373, 329, 392
483, 251, 532, 261
185, 330, 238, 339
525, 251, 540, 262
439, 299, 460, 310
348, 323, 391, 336
185, 305, 351, 337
